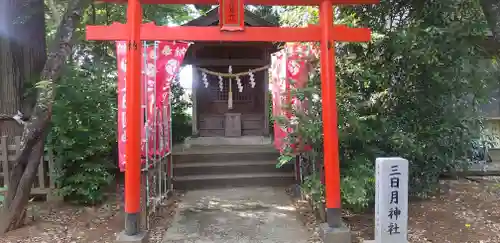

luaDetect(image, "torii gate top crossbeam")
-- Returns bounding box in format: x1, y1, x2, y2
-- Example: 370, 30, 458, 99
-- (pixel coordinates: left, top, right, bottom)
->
95, 0, 377, 5
86, 24, 371, 42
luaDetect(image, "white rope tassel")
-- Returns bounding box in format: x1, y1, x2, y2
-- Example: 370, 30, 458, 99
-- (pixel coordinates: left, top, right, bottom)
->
202, 72, 208, 88
236, 76, 243, 92
218, 75, 223, 91
249, 71, 256, 88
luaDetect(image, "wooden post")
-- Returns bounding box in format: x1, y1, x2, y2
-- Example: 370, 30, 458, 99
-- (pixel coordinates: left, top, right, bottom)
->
319, 0, 342, 228
263, 71, 270, 136
0, 136, 8, 190
124, 0, 143, 236
191, 66, 199, 137
263, 54, 270, 136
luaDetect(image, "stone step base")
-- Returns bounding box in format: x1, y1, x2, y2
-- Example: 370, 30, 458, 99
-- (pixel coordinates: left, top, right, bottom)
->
173, 144, 295, 190
174, 172, 295, 191
183, 136, 272, 146
174, 160, 293, 176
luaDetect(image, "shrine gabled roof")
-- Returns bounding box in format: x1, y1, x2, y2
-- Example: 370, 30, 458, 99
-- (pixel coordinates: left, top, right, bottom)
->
182, 7, 277, 27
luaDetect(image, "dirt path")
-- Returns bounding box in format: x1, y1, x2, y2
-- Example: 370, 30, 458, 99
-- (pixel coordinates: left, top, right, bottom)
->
162, 187, 311, 243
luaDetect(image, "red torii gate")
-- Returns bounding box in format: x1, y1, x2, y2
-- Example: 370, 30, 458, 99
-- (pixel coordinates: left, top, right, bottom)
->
86, 0, 378, 239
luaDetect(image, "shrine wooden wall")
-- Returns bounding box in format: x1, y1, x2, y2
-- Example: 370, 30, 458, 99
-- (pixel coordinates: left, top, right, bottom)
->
187, 42, 275, 137
195, 66, 266, 136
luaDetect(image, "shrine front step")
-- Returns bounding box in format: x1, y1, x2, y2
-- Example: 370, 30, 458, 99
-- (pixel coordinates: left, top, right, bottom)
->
172, 145, 295, 190
174, 160, 294, 176
173, 173, 295, 191
172, 145, 279, 163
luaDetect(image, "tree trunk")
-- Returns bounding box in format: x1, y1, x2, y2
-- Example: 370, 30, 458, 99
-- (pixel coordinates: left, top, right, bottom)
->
0, 0, 46, 138
20, 0, 49, 118
0, 1, 23, 138
0, 0, 47, 224
0, 0, 90, 234
480, 0, 500, 43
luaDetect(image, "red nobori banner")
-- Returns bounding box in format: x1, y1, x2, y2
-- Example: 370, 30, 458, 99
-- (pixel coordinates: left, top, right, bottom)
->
153, 41, 189, 155
115, 41, 188, 172
271, 51, 288, 152
271, 43, 315, 153
116, 41, 146, 172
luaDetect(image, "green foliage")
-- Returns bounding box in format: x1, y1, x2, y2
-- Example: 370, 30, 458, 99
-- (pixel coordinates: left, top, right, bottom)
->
248, 6, 280, 25
49, 60, 117, 205
0, 187, 6, 206
277, 0, 500, 212
301, 173, 324, 206
171, 77, 192, 144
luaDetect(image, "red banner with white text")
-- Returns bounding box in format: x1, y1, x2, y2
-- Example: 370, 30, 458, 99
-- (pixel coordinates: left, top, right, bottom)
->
270, 43, 315, 153
270, 51, 288, 151
115, 41, 188, 172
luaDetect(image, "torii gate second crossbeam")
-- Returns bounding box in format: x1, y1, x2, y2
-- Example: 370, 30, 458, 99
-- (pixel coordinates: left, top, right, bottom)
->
86, 0, 378, 241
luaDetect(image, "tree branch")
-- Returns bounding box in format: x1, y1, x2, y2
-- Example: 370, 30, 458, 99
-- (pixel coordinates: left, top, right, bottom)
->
46, 0, 62, 27
480, 0, 500, 43
0, 111, 30, 125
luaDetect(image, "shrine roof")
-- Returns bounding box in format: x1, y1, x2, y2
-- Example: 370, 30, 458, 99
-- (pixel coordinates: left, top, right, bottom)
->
182, 7, 277, 27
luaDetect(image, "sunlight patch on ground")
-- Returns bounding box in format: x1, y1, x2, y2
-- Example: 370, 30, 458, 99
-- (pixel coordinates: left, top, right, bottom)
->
274, 205, 296, 211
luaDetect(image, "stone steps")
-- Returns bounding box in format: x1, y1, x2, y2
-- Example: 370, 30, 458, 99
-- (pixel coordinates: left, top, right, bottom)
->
174, 160, 293, 176
172, 144, 295, 190
174, 172, 295, 190
173, 145, 279, 163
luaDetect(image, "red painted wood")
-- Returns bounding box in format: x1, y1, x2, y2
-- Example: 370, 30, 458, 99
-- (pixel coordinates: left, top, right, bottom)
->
95, 0, 378, 5
319, 0, 340, 209
219, 0, 245, 31
86, 23, 371, 42
124, 0, 142, 214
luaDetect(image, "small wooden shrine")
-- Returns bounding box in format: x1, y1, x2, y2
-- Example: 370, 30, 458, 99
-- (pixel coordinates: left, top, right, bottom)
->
182, 8, 279, 137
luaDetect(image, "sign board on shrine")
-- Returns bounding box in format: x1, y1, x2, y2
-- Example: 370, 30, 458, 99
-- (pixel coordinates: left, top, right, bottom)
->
375, 157, 409, 243
219, 0, 245, 31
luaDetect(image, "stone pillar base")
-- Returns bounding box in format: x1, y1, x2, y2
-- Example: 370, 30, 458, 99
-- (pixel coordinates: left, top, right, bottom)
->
319, 222, 351, 243
116, 231, 149, 243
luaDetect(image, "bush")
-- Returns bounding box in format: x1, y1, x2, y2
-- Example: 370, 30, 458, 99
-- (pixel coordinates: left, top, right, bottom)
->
171, 77, 192, 144
49, 63, 117, 205
277, 0, 500, 212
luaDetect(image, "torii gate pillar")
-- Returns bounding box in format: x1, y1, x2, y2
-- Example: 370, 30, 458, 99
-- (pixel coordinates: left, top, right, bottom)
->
118, 0, 147, 242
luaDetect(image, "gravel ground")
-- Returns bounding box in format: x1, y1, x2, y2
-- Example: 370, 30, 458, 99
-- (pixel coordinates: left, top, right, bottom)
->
290, 178, 500, 243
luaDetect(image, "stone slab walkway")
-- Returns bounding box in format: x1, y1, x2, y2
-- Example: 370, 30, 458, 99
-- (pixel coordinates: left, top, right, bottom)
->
162, 187, 310, 243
